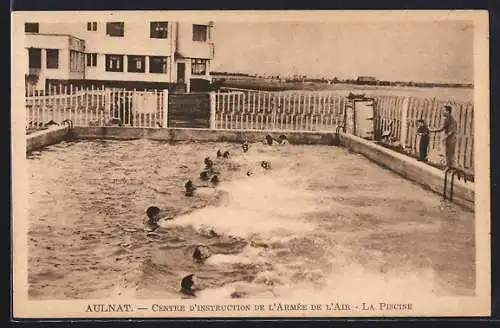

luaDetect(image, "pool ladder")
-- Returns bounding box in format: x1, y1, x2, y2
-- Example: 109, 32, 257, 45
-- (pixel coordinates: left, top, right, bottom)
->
61, 119, 74, 130
61, 119, 74, 140
442, 167, 473, 201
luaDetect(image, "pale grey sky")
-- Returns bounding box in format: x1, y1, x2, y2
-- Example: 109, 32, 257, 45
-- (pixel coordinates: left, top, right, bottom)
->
212, 21, 473, 83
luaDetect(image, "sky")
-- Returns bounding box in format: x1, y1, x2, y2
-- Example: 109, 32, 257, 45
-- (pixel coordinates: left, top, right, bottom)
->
212, 20, 474, 84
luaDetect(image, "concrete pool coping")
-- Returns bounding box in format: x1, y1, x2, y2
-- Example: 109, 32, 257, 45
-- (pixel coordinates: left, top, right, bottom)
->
26, 125, 71, 153
26, 126, 474, 211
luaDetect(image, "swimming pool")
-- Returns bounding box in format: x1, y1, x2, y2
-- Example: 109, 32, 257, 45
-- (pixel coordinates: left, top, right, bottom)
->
27, 139, 475, 300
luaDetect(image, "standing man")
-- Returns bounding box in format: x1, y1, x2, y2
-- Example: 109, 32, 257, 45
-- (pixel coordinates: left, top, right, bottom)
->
429, 105, 458, 168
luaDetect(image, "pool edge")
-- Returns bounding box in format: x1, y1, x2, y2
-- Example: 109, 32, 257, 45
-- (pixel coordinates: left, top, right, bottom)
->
26, 126, 71, 153
338, 132, 474, 211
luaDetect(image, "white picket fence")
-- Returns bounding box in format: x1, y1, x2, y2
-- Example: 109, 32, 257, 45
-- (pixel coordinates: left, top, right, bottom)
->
215, 89, 346, 131
25, 84, 474, 173
25, 85, 167, 129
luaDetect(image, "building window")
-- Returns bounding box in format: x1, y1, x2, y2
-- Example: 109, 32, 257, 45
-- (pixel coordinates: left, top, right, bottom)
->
86, 53, 97, 67
105, 54, 124, 72
149, 56, 167, 74
192, 24, 208, 42
46, 49, 59, 69
128, 55, 145, 73
25, 22, 39, 33
87, 22, 97, 31
191, 58, 207, 75
28, 48, 41, 69
70, 51, 85, 72
106, 22, 124, 37
150, 22, 168, 39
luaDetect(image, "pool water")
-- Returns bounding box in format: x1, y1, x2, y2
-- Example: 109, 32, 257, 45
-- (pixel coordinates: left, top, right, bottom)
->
27, 139, 475, 300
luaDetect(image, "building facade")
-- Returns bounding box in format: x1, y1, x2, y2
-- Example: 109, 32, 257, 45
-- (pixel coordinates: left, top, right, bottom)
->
24, 20, 215, 92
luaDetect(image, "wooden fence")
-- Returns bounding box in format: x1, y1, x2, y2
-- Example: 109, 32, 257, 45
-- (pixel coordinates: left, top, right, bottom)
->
24, 84, 475, 173
373, 96, 474, 172
373, 95, 406, 141
405, 97, 474, 171
25, 85, 165, 129
215, 89, 346, 131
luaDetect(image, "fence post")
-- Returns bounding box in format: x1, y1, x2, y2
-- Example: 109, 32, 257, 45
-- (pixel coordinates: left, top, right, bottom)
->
162, 89, 169, 128
400, 97, 410, 147
209, 91, 216, 129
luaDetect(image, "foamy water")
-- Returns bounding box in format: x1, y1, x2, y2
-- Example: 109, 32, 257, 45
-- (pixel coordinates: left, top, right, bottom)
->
27, 139, 475, 300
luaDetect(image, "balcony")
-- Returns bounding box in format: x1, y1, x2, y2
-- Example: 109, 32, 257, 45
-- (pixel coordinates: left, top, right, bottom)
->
69, 35, 85, 52
25, 33, 86, 52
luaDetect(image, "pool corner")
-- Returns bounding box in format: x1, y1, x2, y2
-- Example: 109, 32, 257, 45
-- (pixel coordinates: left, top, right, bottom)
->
26, 126, 71, 153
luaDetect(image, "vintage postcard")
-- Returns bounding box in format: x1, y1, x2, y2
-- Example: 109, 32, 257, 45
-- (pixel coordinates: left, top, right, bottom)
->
11, 10, 490, 318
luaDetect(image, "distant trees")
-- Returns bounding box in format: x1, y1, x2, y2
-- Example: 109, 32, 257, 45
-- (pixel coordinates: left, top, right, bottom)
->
211, 71, 473, 89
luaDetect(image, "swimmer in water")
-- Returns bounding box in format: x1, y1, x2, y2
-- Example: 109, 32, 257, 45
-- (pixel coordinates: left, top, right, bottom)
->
242, 142, 249, 153
180, 274, 197, 296
204, 157, 214, 170
185, 178, 218, 197
200, 170, 210, 181
261, 161, 271, 170
192, 245, 212, 263
264, 134, 274, 146
277, 134, 289, 145
144, 206, 163, 231
210, 174, 219, 186
216, 149, 222, 158
222, 151, 230, 159
184, 180, 196, 197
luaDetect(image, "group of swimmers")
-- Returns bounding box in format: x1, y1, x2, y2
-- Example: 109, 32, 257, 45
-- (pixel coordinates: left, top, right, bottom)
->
142, 133, 289, 296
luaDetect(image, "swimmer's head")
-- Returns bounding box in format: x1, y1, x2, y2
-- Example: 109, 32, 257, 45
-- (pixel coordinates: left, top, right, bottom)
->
223, 151, 230, 159
242, 142, 249, 153
246, 171, 252, 176
261, 161, 271, 170
216, 150, 222, 158
181, 274, 196, 295
200, 171, 210, 181
185, 180, 195, 196
146, 206, 161, 222
210, 175, 219, 185
185, 179, 194, 189
265, 135, 273, 145
192, 247, 203, 262
278, 134, 287, 141
204, 157, 213, 168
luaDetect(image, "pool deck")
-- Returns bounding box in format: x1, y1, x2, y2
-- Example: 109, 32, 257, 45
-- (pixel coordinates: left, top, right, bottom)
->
27, 126, 475, 211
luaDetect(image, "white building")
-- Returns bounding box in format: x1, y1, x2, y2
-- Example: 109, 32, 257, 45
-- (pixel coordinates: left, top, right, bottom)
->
24, 20, 215, 92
